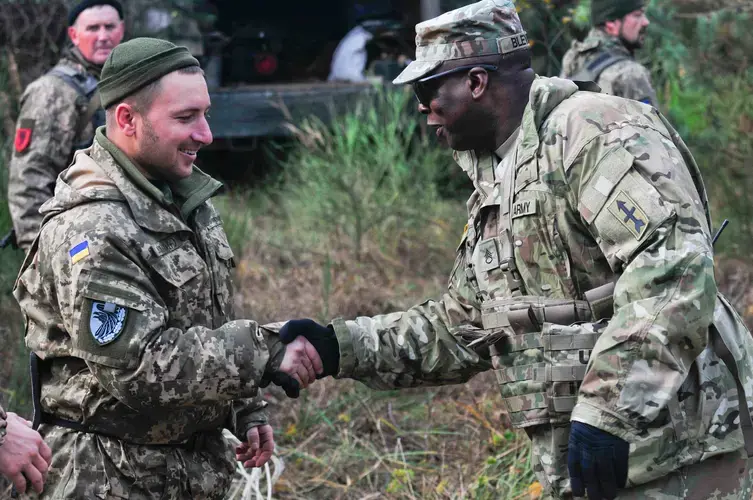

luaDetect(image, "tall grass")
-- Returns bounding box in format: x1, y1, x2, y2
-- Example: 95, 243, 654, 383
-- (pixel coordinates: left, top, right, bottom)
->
278, 87, 458, 261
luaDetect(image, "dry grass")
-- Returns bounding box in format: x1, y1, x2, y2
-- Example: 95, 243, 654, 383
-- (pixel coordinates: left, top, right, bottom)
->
222, 195, 538, 499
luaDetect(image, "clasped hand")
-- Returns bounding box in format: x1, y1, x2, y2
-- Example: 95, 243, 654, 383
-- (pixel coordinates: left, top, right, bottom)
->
260, 319, 339, 397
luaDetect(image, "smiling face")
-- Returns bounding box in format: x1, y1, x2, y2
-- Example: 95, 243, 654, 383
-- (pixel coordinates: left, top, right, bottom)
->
68, 5, 124, 65
130, 70, 213, 181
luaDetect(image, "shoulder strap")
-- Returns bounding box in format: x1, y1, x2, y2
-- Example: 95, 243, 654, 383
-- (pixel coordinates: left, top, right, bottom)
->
570, 51, 630, 83
497, 148, 525, 298
48, 65, 102, 147
47, 65, 98, 98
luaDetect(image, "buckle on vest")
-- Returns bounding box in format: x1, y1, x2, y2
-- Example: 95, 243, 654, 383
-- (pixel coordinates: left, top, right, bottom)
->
500, 257, 523, 295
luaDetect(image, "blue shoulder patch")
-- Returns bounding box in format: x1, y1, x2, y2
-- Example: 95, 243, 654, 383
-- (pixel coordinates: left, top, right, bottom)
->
89, 301, 128, 345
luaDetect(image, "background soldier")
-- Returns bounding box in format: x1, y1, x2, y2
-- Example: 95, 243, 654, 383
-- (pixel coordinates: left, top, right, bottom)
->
559, 0, 658, 106
0, 405, 51, 496
13, 38, 323, 499
278, 0, 753, 498
7, 0, 125, 252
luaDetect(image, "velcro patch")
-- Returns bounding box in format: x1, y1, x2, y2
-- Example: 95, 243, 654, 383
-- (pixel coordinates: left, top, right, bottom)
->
512, 199, 537, 219
14, 118, 34, 154
69, 240, 90, 264
89, 301, 128, 345
476, 238, 500, 273
607, 191, 649, 240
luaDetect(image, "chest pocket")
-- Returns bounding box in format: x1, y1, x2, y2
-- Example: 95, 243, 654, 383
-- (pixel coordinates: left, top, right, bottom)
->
469, 190, 512, 300
202, 223, 236, 322
510, 167, 573, 298
149, 236, 208, 329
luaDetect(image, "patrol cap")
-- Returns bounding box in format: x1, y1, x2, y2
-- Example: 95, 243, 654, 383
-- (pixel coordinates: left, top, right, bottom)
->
393, 0, 528, 85
68, 0, 123, 26
99, 38, 200, 109
591, 0, 645, 26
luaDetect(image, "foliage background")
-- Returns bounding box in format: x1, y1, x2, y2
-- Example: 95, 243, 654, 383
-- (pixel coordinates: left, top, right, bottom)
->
0, 0, 752, 498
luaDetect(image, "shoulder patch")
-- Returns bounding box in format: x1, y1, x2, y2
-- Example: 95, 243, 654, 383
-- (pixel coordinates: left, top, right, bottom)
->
607, 191, 649, 240
14, 118, 34, 154
89, 302, 128, 345
69, 240, 90, 264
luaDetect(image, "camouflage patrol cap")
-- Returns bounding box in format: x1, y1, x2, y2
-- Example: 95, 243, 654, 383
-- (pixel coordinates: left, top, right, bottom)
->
393, 0, 528, 85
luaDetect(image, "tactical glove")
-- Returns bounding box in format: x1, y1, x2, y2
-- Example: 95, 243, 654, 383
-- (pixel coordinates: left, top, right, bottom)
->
279, 319, 340, 377
259, 334, 300, 398
567, 421, 629, 499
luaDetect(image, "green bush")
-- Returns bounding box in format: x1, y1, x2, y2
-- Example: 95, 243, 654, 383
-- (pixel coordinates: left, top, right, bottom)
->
644, 3, 753, 256
278, 87, 458, 261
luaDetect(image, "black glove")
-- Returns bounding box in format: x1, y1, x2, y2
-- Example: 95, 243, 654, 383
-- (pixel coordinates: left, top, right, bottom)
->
279, 319, 340, 377
260, 334, 300, 398
568, 421, 629, 499
260, 368, 300, 398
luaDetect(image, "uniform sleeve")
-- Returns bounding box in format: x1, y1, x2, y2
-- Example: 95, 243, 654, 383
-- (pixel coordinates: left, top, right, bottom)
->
332, 249, 492, 389
14, 228, 271, 413
566, 123, 715, 440
230, 396, 269, 441
8, 78, 81, 251
0, 405, 6, 447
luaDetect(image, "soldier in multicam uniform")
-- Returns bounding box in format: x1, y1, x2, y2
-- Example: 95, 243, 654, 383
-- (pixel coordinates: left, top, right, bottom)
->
559, 0, 657, 107
7, 0, 125, 252
278, 1, 753, 498
0, 405, 51, 495
13, 38, 323, 499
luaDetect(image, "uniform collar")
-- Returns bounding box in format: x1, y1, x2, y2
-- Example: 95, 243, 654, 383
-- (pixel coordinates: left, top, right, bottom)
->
588, 28, 633, 58
494, 126, 521, 162
92, 127, 223, 233
62, 45, 103, 79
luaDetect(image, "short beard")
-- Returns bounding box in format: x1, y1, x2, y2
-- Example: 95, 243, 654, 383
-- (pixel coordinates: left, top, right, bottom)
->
134, 116, 166, 180
619, 26, 645, 53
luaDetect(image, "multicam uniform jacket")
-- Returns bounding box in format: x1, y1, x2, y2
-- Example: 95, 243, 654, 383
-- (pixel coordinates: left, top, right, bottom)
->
8, 47, 104, 252
560, 28, 658, 107
14, 129, 270, 499
331, 77, 753, 498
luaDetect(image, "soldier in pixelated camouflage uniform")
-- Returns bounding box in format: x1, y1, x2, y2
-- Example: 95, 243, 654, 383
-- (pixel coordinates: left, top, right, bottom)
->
7, 0, 125, 252
13, 38, 321, 499
277, 1, 753, 498
560, 0, 658, 107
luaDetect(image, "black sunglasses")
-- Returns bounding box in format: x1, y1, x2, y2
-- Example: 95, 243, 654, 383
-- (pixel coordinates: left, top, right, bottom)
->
412, 64, 498, 107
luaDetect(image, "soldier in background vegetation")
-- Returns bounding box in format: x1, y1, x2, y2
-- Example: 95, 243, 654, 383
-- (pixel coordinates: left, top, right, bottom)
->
560, 0, 658, 106
7, 0, 124, 252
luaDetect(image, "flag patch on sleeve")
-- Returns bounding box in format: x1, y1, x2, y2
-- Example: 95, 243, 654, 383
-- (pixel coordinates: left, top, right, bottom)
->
69, 241, 90, 264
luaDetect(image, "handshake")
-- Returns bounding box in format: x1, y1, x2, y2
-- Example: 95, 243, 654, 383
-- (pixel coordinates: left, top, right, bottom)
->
259, 319, 340, 397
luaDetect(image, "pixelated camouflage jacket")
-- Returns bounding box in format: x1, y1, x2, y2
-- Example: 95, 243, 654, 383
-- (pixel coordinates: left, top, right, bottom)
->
8, 47, 103, 252
14, 129, 270, 441
331, 76, 750, 497
560, 28, 658, 107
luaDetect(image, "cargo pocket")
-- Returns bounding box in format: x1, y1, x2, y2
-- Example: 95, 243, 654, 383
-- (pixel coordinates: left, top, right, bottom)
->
205, 226, 236, 319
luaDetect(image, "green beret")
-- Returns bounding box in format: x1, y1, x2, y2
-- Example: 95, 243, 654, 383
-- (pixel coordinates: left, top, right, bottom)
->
591, 0, 645, 26
99, 37, 200, 109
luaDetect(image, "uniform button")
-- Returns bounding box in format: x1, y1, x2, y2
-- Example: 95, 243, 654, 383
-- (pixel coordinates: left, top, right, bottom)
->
514, 240, 523, 247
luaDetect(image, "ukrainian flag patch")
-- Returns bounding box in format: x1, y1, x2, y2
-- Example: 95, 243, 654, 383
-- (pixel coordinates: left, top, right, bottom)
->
69, 241, 90, 264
